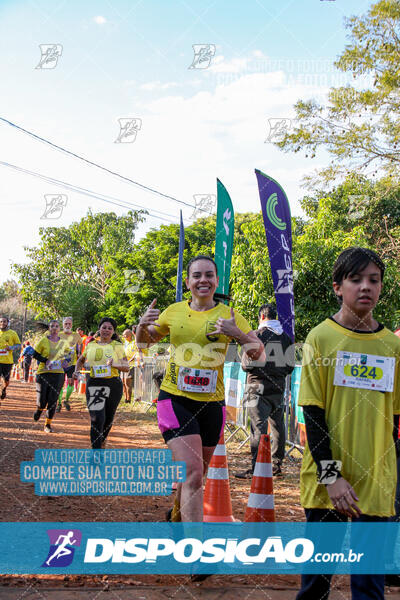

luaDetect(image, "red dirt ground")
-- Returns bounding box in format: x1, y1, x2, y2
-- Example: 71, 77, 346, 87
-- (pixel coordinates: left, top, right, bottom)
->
1, 378, 399, 599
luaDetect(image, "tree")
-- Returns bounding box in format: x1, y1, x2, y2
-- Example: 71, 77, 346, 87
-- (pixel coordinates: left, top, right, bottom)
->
0, 279, 38, 337
12, 209, 144, 321
277, 0, 400, 189
104, 216, 218, 327
58, 283, 99, 332
231, 186, 400, 339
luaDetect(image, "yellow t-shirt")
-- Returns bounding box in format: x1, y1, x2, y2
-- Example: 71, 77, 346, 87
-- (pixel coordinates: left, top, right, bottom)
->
299, 318, 400, 517
124, 339, 139, 365
156, 301, 252, 402
35, 336, 72, 374
0, 329, 20, 364
82, 340, 126, 378
59, 331, 81, 366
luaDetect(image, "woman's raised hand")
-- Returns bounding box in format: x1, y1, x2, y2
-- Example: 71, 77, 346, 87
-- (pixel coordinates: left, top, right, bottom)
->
139, 299, 160, 327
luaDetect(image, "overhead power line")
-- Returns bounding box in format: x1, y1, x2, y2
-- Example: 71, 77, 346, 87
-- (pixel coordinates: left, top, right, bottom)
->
0, 161, 180, 224
0, 117, 206, 212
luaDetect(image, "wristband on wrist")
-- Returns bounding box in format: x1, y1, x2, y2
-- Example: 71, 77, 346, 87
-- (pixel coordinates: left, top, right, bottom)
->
318, 460, 342, 485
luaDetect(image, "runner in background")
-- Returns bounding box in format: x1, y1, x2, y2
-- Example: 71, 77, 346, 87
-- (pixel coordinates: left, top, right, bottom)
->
76, 327, 87, 349
22, 341, 33, 382
121, 328, 138, 403
83, 331, 95, 350
57, 317, 81, 412
29, 320, 72, 433
74, 318, 128, 449
136, 255, 264, 522
0, 315, 21, 401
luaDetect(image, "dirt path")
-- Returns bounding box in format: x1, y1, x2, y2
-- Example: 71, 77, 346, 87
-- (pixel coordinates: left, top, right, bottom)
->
1, 378, 399, 599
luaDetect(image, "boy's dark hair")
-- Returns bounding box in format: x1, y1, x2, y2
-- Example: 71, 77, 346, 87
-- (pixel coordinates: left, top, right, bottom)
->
186, 255, 218, 277
258, 304, 277, 320
333, 247, 385, 285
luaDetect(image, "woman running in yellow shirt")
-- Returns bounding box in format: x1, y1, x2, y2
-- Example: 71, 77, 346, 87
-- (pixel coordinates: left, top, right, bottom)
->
30, 320, 72, 432
136, 255, 263, 522
74, 317, 129, 449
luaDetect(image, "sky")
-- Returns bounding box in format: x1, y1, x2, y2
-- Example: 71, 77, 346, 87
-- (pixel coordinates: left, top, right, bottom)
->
0, 0, 373, 283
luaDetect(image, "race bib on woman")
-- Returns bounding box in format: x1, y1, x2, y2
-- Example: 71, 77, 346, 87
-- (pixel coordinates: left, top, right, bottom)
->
48, 360, 62, 371
92, 364, 112, 378
177, 367, 218, 393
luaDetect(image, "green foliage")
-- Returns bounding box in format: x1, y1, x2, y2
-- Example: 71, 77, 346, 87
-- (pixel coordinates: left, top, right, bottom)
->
105, 217, 218, 327
231, 179, 400, 339
10, 185, 400, 341
12, 209, 144, 322
58, 283, 99, 331
277, 0, 400, 189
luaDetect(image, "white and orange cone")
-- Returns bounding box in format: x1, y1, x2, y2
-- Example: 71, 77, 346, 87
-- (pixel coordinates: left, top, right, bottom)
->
244, 434, 275, 522
203, 433, 235, 522
28, 365, 34, 384
78, 375, 86, 395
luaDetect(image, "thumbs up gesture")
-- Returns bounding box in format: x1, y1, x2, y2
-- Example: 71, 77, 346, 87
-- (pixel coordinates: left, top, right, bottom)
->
139, 298, 160, 327
209, 307, 239, 338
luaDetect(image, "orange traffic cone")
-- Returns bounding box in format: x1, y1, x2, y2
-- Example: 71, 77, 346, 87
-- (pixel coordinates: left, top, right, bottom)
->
28, 365, 34, 384
78, 375, 86, 395
245, 434, 275, 522
15, 364, 21, 381
11, 365, 16, 379
203, 433, 235, 522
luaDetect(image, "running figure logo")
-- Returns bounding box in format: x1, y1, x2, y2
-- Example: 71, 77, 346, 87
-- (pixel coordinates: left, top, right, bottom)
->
275, 269, 294, 294
42, 529, 81, 567
121, 269, 145, 294
265, 118, 293, 143
115, 118, 142, 143
319, 460, 342, 485
87, 386, 110, 411
41, 195, 68, 220
36, 44, 63, 69
188, 44, 216, 69
190, 194, 216, 220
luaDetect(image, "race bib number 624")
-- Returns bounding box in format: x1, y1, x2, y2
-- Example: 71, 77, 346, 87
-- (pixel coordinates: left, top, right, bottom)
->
333, 351, 395, 393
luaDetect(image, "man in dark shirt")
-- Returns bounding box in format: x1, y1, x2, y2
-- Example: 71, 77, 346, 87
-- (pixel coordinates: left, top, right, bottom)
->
235, 304, 294, 478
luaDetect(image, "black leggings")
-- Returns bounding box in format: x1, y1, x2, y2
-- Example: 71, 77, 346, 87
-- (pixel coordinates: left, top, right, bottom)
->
86, 377, 123, 449
36, 373, 65, 419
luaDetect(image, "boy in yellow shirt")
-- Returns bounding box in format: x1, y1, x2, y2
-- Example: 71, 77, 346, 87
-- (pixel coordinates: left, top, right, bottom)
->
297, 247, 400, 600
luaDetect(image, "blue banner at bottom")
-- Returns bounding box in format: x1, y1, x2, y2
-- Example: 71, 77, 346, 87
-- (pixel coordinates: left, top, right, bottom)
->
1, 522, 399, 575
